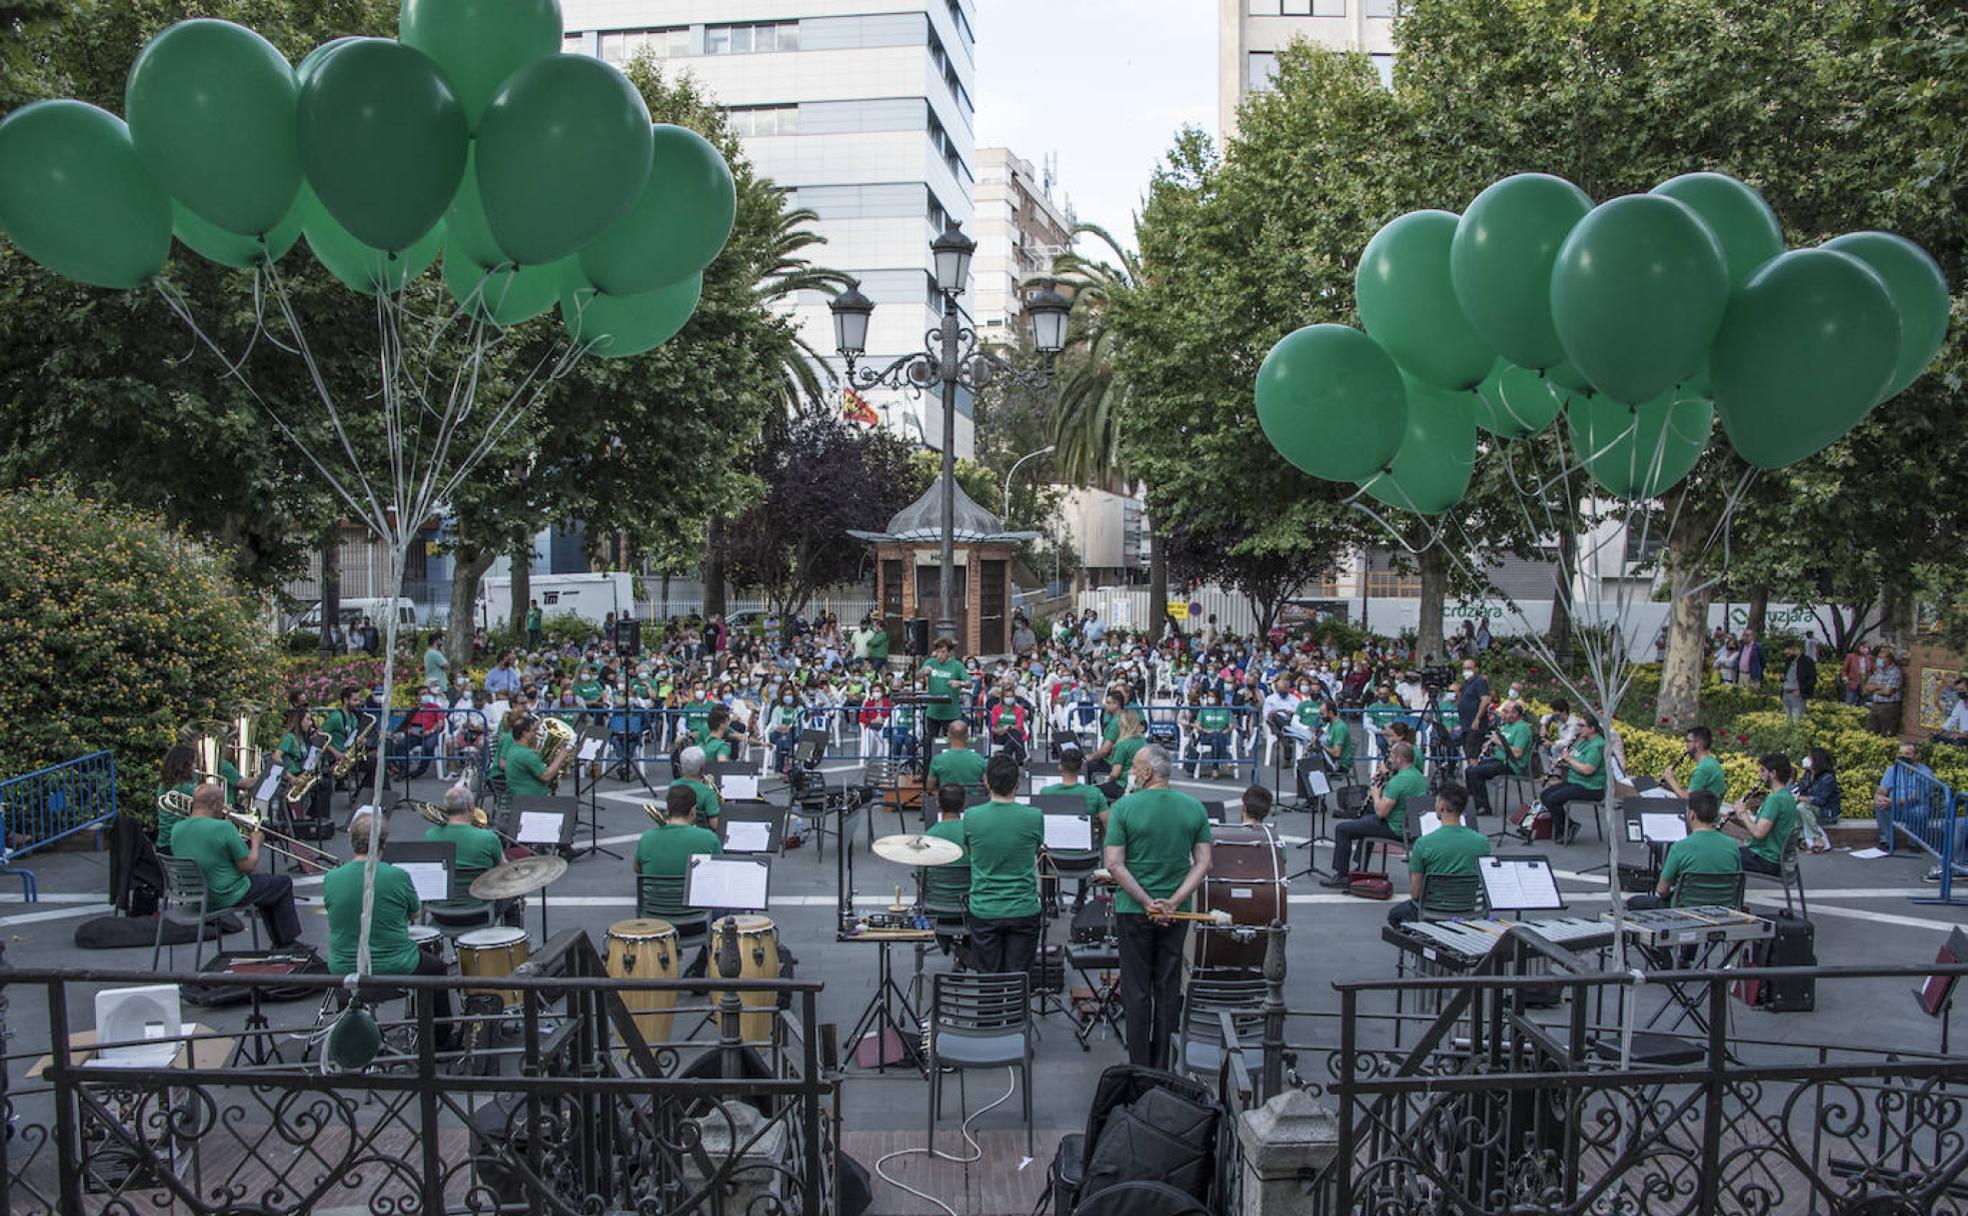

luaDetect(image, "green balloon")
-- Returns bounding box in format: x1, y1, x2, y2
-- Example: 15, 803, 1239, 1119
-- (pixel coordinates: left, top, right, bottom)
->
1362, 375, 1477, 515
0, 100, 171, 289
1474, 360, 1569, 439
125, 19, 301, 237
447, 143, 511, 267
303, 189, 444, 295
443, 243, 559, 325
1551, 194, 1729, 405
1255, 324, 1408, 482
399, 0, 563, 131
1652, 172, 1783, 289
1570, 389, 1713, 499
1451, 173, 1593, 369
173, 198, 304, 268
579, 123, 737, 296
1713, 248, 1900, 470
1357, 210, 1494, 390
297, 36, 361, 85
325, 1004, 381, 1070
1823, 231, 1950, 400
298, 39, 466, 252
1545, 360, 1591, 394
476, 55, 653, 265
561, 268, 702, 358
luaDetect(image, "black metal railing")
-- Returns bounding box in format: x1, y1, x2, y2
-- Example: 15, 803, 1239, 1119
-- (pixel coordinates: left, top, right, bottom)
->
0, 931, 837, 1215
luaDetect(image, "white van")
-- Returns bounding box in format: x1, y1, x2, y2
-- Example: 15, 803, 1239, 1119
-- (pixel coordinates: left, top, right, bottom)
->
477, 572, 637, 630
289, 596, 421, 633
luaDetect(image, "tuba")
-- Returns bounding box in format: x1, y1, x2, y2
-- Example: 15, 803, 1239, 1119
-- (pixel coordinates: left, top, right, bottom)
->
333, 715, 377, 780
537, 716, 576, 791
408, 799, 492, 831
157, 788, 194, 824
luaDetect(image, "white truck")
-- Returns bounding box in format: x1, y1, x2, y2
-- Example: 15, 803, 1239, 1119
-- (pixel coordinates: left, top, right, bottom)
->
475, 572, 638, 631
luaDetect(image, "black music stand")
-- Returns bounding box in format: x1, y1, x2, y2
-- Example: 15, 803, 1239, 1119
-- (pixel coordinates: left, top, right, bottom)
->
506, 796, 577, 939
381, 840, 458, 902
1915, 927, 1967, 1056
719, 800, 788, 855
568, 729, 621, 860
1479, 854, 1567, 916
685, 854, 773, 914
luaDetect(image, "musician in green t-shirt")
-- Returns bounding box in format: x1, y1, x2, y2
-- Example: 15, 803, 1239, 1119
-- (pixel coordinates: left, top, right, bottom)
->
926, 721, 988, 796
1388, 785, 1491, 925
1103, 745, 1212, 1069
1324, 740, 1426, 881
1539, 714, 1608, 845
922, 637, 968, 731
1630, 790, 1741, 909
1661, 725, 1729, 801
1736, 753, 1799, 876
1463, 700, 1532, 820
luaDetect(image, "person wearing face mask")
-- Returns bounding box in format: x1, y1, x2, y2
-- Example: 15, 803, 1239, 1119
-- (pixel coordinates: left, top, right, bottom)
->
1192, 689, 1234, 779
1794, 745, 1840, 829
766, 685, 802, 774
1455, 658, 1493, 766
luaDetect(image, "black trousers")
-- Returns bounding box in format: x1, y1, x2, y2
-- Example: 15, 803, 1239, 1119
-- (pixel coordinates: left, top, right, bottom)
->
1386, 899, 1419, 927
1626, 894, 1666, 911
1116, 913, 1188, 1070
966, 912, 1042, 978
1332, 814, 1401, 874
1464, 758, 1508, 816
412, 947, 454, 1028
1741, 848, 1782, 876
1540, 782, 1600, 834
238, 872, 302, 946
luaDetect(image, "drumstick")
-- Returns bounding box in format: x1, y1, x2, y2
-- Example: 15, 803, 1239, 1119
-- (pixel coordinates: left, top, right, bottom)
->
1163, 909, 1234, 926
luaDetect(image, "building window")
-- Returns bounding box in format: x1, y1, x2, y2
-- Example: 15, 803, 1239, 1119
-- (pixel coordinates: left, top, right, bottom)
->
1247, 52, 1279, 93
1624, 516, 1666, 567
1368, 0, 1403, 15
1313, 0, 1346, 14
562, 32, 585, 53
597, 26, 688, 65
1248, 0, 1279, 13
705, 21, 799, 54
725, 105, 799, 136
927, 189, 948, 233
1371, 52, 1395, 88
1365, 570, 1422, 598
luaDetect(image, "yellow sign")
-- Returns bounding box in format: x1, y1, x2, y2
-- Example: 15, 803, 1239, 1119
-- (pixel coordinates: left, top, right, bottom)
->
1168, 601, 1189, 621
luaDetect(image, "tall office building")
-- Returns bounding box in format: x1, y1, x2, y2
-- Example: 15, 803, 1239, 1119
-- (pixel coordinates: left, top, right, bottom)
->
969, 147, 1074, 340
562, 0, 981, 455
1217, 0, 1398, 136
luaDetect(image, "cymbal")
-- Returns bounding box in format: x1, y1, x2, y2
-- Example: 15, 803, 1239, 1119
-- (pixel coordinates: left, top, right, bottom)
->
470, 853, 568, 900
872, 833, 963, 867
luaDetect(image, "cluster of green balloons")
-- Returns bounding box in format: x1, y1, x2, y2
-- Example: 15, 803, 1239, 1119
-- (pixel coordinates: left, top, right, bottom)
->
1255, 169, 1949, 510
0, 0, 738, 360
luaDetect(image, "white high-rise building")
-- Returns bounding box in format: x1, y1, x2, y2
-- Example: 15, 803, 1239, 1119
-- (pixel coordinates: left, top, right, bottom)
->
562, 0, 980, 455
970, 147, 1074, 340
1218, 0, 1398, 136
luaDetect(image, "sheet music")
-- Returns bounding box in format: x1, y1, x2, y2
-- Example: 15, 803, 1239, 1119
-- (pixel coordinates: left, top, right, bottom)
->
254, 768, 282, 805
578, 737, 604, 761
723, 774, 759, 801
517, 811, 562, 845
1305, 769, 1331, 797
303, 746, 322, 773
1480, 858, 1564, 911
687, 857, 770, 909
1640, 786, 1680, 799
1043, 815, 1093, 851
1641, 812, 1688, 842
1419, 812, 1442, 837
725, 820, 773, 853
397, 862, 450, 903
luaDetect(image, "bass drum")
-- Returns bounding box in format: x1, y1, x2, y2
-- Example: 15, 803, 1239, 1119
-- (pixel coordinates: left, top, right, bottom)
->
704, 914, 781, 1043
1190, 823, 1286, 974
605, 918, 681, 1046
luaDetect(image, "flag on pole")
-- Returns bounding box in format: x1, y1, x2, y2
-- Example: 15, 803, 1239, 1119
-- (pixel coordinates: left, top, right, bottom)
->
843, 385, 880, 426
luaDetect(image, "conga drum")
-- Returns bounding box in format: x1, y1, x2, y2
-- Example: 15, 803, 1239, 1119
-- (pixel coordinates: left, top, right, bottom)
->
1191, 823, 1286, 973
705, 914, 781, 1041
406, 924, 447, 968
456, 926, 530, 1008
605, 918, 681, 1045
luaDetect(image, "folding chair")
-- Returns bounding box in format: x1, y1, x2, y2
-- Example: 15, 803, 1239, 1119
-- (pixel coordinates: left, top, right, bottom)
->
926, 971, 1034, 1155
152, 854, 259, 971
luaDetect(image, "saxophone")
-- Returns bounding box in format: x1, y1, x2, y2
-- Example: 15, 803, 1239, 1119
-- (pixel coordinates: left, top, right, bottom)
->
332, 715, 376, 780
284, 731, 331, 810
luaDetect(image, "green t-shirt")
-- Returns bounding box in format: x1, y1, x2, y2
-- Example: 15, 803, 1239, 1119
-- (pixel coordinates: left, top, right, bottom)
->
170, 816, 248, 909
527, 606, 542, 629
424, 822, 504, 875
961, 800, 1043, 919
277, 732, 308, 776
1111, 735, 1147, 780
702, 737, 733, 764
1570, 735, 1608, 792
155, 780, 196, 850
423, 646, 448, 688
1295, 700, 1322, 729
683, 699, 714, 740
676, 777, 721, 826
1660, 827, 1742, 891
868, 628, 890, 660
1101, 712, 1120, 745
1039, 781, 1109, 819
635, 822, 722, 878
1688, 754, 1728, 799
925, 817, 966, 854
1408, 822, 1491, 876
573, 679, 603, 703
1197, 706, 1232, 733
505, 744, 552, 796
1322, 717, 1353, 769
1380, 765, 1428, 836
924, 657, 968, 721
1106, 787, 1212, 915
488, 728, 510, 780
1751, 787, 1798, 865
1494, 720, 1533, 776
323, 860, 422, 976
929, 746, 987, 792
322, 707, 359, 750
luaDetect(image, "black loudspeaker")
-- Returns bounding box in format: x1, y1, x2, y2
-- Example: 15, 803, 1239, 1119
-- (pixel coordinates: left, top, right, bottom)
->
616, 618, 641, 657
1735, 913, 1816, 1012
905, 617, 929, 657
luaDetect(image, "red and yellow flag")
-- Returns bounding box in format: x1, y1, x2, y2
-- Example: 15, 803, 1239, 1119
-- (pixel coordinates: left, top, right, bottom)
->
843, 385, 879, 426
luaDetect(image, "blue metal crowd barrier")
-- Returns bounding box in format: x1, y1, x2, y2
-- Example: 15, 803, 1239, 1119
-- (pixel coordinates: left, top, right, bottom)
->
1885, 760, 1967, 907
0, 750, 118, 901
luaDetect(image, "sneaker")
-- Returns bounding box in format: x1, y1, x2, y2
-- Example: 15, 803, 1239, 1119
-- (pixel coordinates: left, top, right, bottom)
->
1563, 822, 1582, 846
1924, 866, 1968, 883
1319, 873, 1350, 889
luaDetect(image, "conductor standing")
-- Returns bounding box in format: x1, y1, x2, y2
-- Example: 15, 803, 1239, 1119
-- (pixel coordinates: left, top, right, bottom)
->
1104, 745, 1212, 1069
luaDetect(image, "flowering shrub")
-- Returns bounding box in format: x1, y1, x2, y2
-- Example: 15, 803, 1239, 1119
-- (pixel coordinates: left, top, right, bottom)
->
0, 485, 278, 813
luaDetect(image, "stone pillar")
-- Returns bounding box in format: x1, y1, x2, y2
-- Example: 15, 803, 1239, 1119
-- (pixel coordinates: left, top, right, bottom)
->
684, 1100, 788, 1213
1237, 1089, 1340, 1216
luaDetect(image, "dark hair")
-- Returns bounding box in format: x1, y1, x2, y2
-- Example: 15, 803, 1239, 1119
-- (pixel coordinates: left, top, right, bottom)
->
1241, 784, 1273, 822
1688, 790, 1721, 824
1549, 698, 1569, 714
1435, 785, 1468, 818
985, 753, 1021, 797
341, 683, 363, 700
1760, 752, 1793, 783
666, 785, 697, 820
1686, 725, 1713, 750
707, 705, 731, 730
1805, 746, 1835, 778
1058, 749, 1084, 775
937, 783, 966, 816
162, 744, 196, 787
507, 713, 537, 742
1386, 721, 1415, 744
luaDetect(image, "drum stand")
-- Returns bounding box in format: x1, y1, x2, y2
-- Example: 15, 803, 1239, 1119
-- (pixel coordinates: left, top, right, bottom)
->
571, 754, 622, 861
844, 938, 924, 1074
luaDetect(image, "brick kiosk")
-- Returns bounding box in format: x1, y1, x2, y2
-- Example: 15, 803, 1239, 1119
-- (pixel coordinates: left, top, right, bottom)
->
849, 473, 1037, 659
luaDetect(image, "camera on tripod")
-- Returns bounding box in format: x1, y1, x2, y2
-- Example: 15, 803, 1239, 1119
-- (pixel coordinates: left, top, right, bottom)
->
1418, 664, 1455, 693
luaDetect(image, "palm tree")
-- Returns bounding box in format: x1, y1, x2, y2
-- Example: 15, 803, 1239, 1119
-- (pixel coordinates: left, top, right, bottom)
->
1047, 222, 1168, 637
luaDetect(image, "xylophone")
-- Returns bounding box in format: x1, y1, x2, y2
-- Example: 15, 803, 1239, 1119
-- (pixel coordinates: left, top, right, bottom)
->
1609, 905, 1773, 948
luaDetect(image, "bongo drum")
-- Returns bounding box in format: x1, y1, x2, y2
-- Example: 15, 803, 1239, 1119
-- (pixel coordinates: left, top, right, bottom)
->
705, 914, 781, 1042
605, 918, 681, 1045
406, 924, 447, 968
456, 926, 530, 1009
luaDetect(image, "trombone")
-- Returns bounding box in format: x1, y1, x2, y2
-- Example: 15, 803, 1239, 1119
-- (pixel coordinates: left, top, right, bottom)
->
227, 806, 339, 874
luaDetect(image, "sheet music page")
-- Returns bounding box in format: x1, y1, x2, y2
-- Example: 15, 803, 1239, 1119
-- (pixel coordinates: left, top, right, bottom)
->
726, 820, 773, 853
1305, 769, 1331, 797
397, 862, 450, 903
1641, 812, 1689, 842
578, 737, 604, 761
303, 746, 322, 772
1043, 815, 1093, 851
687, 857, 769, 909
254, 768, 282, 804
1419, 812, 1442, 837
517, 811, 562, 844
1481, 858, 1564, 910
1641, 786, 1680, 799
723, 774, 760, 801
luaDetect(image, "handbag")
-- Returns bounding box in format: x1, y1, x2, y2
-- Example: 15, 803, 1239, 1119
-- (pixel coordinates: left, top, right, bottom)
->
1346, 871, 1392, 900
1510, 803, 1552, 842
